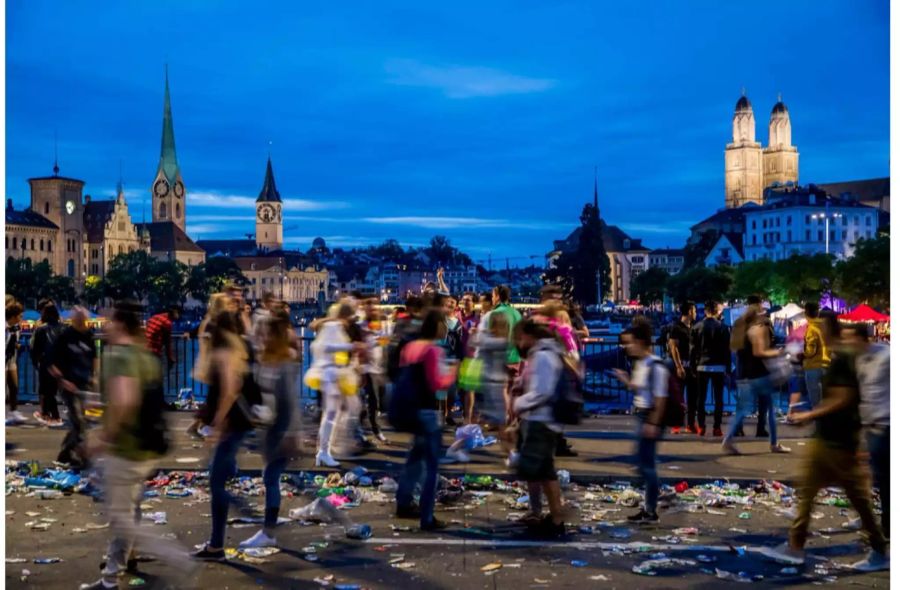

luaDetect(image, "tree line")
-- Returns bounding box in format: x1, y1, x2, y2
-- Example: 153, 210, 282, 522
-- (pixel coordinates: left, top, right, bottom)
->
629, 231, 889, 308
6, 253, 247, 312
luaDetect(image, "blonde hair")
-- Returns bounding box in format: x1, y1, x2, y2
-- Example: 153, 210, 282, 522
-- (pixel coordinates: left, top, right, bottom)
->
489, 311, 510, 336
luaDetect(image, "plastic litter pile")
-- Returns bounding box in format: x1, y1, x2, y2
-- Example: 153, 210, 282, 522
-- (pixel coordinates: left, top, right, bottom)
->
5, 459, 883, 584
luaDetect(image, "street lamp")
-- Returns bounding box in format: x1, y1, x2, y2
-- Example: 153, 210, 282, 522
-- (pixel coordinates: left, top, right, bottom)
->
811, 207, 842, 256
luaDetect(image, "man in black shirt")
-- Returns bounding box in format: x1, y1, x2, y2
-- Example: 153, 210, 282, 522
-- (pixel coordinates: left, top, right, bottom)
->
48, 307, 98, 467
667, 302, 696, 434
690, 300, 731, 437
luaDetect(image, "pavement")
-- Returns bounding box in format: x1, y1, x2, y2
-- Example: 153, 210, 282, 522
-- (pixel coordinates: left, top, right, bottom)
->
4, 406, 890, 589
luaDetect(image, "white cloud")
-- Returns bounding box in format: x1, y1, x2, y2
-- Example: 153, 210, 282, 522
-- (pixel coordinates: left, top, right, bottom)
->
362, 216, 568, 230
385, 59, 556, 99
617, 221, 693, 235
188, 191, 348, 211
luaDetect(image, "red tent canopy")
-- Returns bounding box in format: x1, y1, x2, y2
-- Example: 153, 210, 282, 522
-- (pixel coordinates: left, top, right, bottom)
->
839, 304, 890, 323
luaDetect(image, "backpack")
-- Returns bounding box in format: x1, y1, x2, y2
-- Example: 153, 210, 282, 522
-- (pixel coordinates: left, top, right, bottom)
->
551, 357, 584, 425
133, 349, 170, 456
650, 358, 683, 428
386, 328, 418, 382
387, 361, 426, 432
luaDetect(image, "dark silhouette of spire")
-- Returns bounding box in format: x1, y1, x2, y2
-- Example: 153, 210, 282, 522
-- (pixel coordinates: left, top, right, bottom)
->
257, 156, 282, 202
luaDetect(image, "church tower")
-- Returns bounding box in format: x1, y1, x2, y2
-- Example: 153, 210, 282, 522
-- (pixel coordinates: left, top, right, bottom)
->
724, 92, 763, 208
150, 68, 186, 231
255, 156, 283, 251
762, 95, 799, 189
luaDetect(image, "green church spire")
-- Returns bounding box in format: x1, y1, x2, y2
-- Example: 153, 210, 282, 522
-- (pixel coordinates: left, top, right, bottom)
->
158, 65, 179, 184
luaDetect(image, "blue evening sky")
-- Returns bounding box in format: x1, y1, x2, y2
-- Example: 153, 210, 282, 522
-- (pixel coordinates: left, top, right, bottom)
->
6, 1, 889, 263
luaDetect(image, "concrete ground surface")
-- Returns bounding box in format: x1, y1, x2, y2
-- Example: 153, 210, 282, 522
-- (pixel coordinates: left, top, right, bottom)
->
4, 407, 890, 589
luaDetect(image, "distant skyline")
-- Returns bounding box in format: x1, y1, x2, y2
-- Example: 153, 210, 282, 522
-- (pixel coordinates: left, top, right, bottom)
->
6, 1, 890, 261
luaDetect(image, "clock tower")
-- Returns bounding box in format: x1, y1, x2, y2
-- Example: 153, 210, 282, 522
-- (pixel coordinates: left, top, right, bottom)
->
255, 156, 283, 251
151, 68, 186, 231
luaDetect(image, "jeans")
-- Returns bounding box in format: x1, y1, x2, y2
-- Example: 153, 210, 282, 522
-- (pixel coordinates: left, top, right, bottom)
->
635, 410, 660, 514
396, 409, 442, 527
38, 368, 60, 420
682, 370, 698, 427
804, 368, 825, 407
209, 430, 248, 548
727, 377, 777, 445
99, 455, 192, 584
362, 374, 383, 436
756, 390, 770, 435
866, 426, 890, 537
697, 371, 725, 430
59, 392, 87, 464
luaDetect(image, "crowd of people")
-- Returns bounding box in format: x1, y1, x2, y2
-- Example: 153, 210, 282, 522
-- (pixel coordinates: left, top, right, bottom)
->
3, 276, 891, 586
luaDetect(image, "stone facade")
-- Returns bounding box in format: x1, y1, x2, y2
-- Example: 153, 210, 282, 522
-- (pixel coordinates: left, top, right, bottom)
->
238, 257, 328, 304
725, 94, 798, 208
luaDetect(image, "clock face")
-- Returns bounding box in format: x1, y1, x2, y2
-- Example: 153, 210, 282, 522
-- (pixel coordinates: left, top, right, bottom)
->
65, 200, 75, 215
258, 204, 275, 223
154, 179, 169, 198
174, 181, 185, 199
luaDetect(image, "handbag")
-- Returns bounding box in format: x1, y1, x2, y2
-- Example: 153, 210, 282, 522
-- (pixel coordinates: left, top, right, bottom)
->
764, 355, 792, 387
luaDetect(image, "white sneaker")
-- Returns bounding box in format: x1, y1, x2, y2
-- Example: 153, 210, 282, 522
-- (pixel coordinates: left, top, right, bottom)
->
757, 542, 805, 565
841, 517, 862, 531
505, 452, 520, 469
376, 432, 387, 443
771, 444, 791, 454
198, 425, 213, 438
444, 449, 470, 463
238, 529, 278, 550
850, 550, 889, 572
315, 451, 341, 468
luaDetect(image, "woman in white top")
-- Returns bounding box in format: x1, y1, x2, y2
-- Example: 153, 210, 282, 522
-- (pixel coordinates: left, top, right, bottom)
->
306, 302, 361, 467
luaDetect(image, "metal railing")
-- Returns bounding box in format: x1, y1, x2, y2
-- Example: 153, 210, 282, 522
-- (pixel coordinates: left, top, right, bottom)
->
14, 331, 783, 412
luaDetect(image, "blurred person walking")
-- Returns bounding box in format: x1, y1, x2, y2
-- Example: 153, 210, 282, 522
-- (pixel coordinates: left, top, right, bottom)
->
30, 302, 65, 426
690, 300, 731, 437
49, 307, 98, 468
239, 308, 302, 550
79, 300, 194, 590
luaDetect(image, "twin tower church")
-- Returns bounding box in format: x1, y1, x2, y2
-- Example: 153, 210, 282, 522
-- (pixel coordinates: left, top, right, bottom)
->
724, 92, 800, 208
5, 70, 299, 291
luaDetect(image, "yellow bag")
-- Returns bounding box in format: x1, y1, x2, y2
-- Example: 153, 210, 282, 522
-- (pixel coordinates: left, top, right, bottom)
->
338, 370, 358, 396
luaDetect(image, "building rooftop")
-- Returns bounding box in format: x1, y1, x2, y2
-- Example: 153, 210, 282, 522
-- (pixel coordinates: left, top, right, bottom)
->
4, 202, 58, 229
816, 177, 889, 202
135, 222, 203, 253
83, 200, 117, 243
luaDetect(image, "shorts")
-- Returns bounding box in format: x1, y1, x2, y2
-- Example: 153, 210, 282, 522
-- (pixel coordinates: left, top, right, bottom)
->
517, 421, 557, 482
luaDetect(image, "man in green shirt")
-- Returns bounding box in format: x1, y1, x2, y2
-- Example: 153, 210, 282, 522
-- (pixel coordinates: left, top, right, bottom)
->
761, 318, 888, 572
79, 301, 195, 590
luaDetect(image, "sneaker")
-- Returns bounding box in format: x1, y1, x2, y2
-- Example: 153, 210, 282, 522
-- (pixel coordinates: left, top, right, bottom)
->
33, 411, 48, 424
375, 432, 387, 443
443, 449, 470, 463
238, 529, 278, 550
505, 452, 520, 469
850, 550, 890, 572
421, 518, 448, 531
713, 428, 723, 437
770, 444, 791, 454
671, 427, 681, 435
758, 542, 805, 565
186, 425, 203, 440
79, 579, 118, 590
47, 419, 65, 428
627, 509, 659, 523
555, 445, 578, 457
842, 517, 862, 531
721, 438, 740, 455
198, 425, 213, 438
396, 505, 421, 519
191, 544, 226, 562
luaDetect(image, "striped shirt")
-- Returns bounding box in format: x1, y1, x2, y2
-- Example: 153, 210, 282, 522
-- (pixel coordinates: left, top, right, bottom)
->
145, 313, 172, 358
